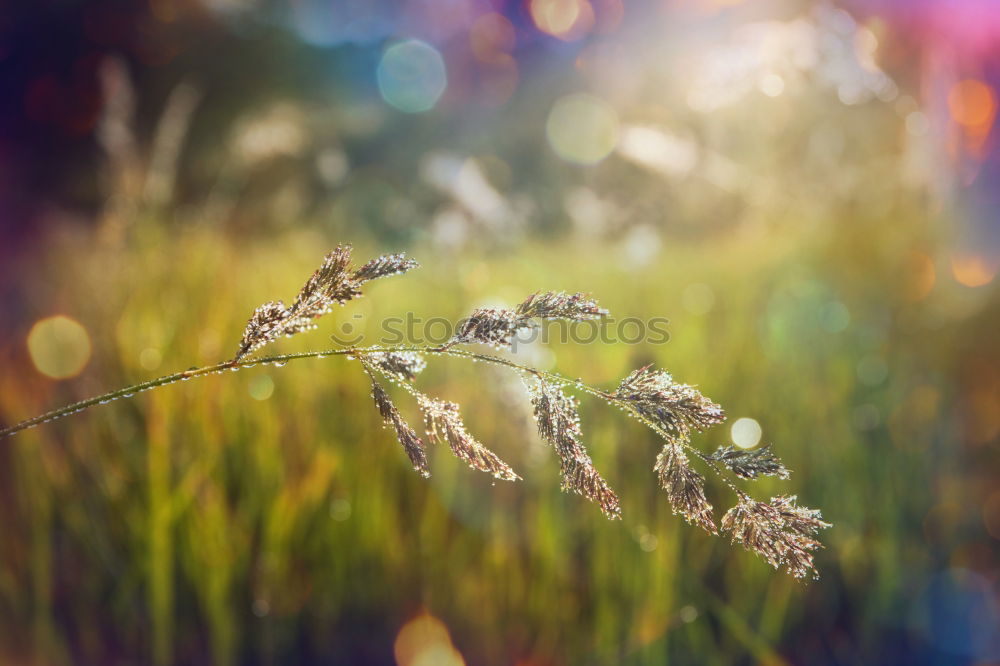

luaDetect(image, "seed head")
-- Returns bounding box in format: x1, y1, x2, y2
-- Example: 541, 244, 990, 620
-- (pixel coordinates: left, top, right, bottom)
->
721, 493, 830, 579
352, 252, 420, 284
451, 291, 608, 348
453, 307, 524, 349
527, 378, 621, 519
368, 372, 429, 478
708, 444, 790, 480
234, 246, 418, 361
655, 442, 716, 533
368, 351, 427, 382
516, 291, 607, 321
418, 396, 519, 481
614, 365, 725, 437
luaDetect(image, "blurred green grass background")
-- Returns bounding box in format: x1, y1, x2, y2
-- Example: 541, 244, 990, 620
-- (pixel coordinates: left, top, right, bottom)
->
3, 210, 995, 664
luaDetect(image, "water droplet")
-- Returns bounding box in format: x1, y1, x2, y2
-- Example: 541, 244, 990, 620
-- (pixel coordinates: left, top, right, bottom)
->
273, 361, 287, 368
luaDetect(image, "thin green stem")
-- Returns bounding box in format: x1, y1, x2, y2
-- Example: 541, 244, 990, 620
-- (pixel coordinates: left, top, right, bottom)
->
0, 345, 598, 440
1, 351, 326, 439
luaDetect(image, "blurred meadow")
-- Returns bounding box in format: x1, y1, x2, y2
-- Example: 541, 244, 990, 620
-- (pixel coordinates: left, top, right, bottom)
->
1, 0, 999, 664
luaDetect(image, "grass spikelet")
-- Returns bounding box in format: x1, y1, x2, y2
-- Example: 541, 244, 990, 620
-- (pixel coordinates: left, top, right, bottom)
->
527, 378, 621, 519
417, 395, 520, 481
351, 252, 419, 284
234, 246, 418, 361
613, 365, 725, 437
368, 351, 427, 382
452, 307, 523, 349
365, 365, 430, 478
655, 442, 716, 533
515, 291, 607, 321
720, 493, 830, 579
708, 444, 790, 480
451, 291, 607, 348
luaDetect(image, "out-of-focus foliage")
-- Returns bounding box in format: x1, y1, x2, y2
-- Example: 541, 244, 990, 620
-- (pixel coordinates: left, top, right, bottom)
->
1, 0, 999, 664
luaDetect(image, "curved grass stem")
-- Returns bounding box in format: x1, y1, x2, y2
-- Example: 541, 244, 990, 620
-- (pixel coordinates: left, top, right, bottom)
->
1, 343, 739, 494
0, 345, 604, 439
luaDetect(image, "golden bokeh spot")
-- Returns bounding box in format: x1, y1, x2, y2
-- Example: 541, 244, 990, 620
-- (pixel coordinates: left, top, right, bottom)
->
394, 612, 465, 666
948, 79, 997, 129
27, 315, 92, 380
951, 252, 997, 287
530, 0, 594, 41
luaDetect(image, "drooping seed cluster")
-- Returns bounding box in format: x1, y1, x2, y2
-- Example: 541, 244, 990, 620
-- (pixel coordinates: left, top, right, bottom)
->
655, 442, 716, 533
721, 493, 831, 579
610, 364, 724, 530
361, 360, 520, 483
367, 368, 430, 478
708, 444, 790, 480
451, 291, 607, 348
418, 395, 520, 481
234, 246, 418, 361
527, 378, 621, 519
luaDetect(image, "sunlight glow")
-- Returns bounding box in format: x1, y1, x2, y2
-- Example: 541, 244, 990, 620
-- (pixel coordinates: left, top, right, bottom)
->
394, 612, 465, 666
